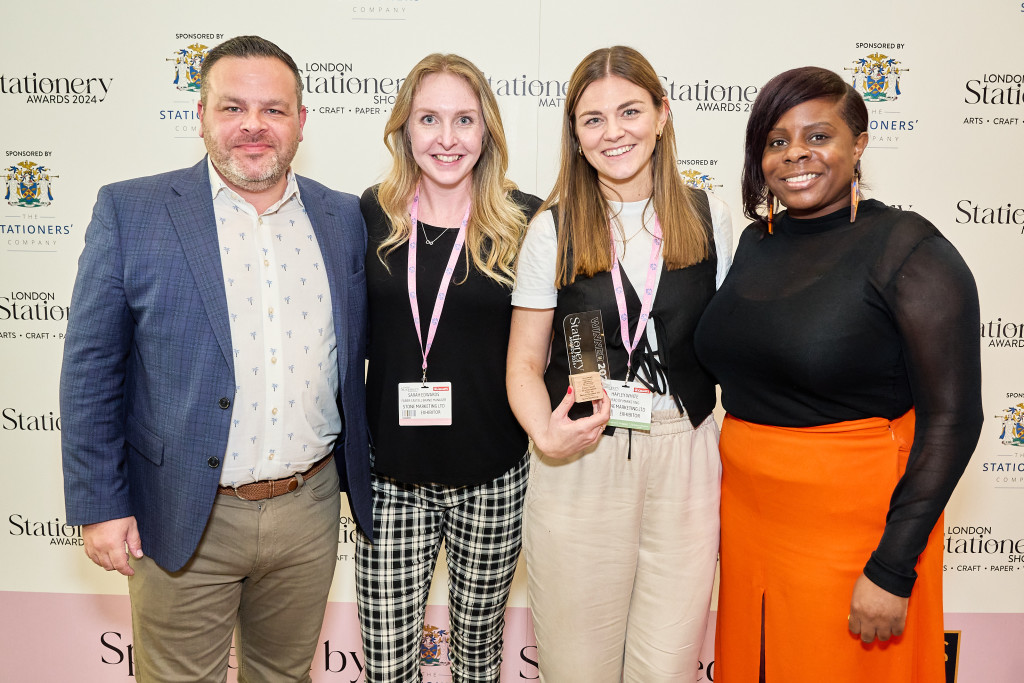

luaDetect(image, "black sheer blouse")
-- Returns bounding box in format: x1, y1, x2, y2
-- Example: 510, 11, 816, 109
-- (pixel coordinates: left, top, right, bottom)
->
695, 198, 983, 596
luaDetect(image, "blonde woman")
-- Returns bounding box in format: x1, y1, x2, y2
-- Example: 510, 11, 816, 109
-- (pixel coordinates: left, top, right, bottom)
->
355, 53, 540, 682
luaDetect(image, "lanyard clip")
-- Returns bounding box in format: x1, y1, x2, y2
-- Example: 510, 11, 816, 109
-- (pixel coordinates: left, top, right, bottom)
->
421, 369, 427, 387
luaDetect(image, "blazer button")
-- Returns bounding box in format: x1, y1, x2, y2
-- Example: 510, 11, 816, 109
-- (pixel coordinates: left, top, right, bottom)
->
218, 397, 231, 409
208, 456, 220, 468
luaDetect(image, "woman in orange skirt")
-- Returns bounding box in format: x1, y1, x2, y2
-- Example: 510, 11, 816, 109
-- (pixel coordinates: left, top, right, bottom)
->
694, 66, 983, 681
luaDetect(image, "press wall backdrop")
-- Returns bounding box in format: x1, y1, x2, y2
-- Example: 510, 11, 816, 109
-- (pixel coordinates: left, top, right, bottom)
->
2, 1, 1023, 680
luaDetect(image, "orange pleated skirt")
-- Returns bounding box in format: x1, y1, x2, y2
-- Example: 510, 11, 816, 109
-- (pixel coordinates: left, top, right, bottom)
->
715, 410, 945, 682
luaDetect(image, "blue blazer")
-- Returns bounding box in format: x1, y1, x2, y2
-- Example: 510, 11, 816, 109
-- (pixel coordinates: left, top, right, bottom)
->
60, 159, 372, 571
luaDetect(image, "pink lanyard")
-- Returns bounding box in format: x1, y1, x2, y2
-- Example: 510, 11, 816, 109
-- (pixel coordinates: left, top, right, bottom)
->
609, 213, 663, 380
407, 184, 471, 383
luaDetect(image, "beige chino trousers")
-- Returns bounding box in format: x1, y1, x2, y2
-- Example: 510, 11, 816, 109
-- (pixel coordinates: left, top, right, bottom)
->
127, 463, 341, 683
524, 411, 721, 683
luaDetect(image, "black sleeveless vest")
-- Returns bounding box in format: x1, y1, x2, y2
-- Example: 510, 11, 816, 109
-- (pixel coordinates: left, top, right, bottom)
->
543, 191, 717, 429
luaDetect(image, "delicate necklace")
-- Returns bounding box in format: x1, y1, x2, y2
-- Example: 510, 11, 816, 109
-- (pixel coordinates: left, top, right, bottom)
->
420, 221, 451, 246
619, 225, 649, 243
613, 224, 650, 258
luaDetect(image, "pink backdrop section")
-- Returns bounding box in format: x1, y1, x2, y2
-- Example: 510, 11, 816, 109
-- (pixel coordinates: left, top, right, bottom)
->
942, 613, 1024, 681
0, 593, 717, 682
3, 591, 1022, 681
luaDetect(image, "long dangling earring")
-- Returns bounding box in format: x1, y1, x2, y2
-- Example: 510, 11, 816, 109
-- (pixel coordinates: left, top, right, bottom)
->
766, 191, 775, 235
850, 161, 862, 223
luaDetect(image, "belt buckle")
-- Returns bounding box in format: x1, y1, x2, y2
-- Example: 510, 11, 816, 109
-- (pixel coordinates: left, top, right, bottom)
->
225, 466, 310, 501
230, 484, 259, 501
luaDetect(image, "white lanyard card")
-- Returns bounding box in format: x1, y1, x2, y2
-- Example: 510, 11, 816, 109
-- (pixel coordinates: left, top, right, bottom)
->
398, 382, 453, 426
603, 380, 653, 431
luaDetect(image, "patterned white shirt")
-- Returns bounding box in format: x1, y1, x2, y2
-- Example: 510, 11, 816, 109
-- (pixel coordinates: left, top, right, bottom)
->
209, 159, 340, 486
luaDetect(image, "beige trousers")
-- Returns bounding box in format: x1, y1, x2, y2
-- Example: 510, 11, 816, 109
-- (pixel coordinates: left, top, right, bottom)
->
524, 411, 721, 683
127, 463, 341, 683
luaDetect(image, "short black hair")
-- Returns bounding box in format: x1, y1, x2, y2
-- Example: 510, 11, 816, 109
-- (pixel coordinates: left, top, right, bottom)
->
742, 66, 868, 229
199, 35, 303, 107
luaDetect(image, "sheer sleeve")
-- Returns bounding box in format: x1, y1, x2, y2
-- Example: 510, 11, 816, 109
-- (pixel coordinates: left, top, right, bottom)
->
863, 234, 983, 597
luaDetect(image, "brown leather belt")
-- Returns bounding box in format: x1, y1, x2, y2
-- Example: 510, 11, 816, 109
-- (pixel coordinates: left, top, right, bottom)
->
217, 454, 333, 501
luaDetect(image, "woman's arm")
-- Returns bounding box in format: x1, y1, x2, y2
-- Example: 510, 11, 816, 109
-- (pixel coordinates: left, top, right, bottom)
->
506, 306, 609, 459
849, 231, 983, 642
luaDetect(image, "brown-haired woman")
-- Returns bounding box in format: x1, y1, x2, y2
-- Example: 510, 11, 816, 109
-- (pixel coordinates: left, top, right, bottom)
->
356, 53, 540, 681
695, 66, 982, 681
507, 46, 733, 681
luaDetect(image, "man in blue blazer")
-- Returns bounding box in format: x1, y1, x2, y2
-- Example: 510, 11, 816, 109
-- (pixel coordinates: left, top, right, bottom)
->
60, 36, 371, 681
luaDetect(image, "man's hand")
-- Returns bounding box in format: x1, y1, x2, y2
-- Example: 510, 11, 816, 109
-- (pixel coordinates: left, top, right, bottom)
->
83, 516, 143, 576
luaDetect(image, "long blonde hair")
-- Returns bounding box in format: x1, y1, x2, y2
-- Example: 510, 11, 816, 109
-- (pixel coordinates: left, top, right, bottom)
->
375, 53, 526, 286
544, 46, 709, 287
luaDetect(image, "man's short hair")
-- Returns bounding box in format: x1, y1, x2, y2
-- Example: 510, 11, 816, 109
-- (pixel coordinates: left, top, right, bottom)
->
200, 35, 303, 108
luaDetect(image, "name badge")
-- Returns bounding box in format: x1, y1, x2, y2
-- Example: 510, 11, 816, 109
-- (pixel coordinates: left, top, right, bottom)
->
398, 382, 453, 426
603, 380, 652, 431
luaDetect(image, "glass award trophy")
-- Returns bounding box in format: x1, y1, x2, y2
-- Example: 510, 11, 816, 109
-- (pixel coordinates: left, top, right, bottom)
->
562, 310, 608, 402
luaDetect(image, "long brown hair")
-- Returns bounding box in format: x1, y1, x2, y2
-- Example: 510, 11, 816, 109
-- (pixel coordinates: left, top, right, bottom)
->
543, 46, 708, 288
375, 53, 526, 286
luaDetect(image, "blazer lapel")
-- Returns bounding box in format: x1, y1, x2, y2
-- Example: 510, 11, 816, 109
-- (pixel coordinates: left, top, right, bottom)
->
168, 159, 233, 368
300, 178, 351, 387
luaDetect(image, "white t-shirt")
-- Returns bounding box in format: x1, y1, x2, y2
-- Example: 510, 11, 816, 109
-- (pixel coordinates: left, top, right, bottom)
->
512, 192, 734, 410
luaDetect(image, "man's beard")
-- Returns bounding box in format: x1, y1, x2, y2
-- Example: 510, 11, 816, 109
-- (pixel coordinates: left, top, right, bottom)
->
206, 133, 299, 193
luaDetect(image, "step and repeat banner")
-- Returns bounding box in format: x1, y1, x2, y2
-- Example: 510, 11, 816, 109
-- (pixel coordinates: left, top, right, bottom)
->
2, 1, 1023, 680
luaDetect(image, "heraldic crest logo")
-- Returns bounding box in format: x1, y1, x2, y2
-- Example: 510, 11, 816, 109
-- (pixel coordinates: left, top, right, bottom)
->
169, 43, 209, 92
420, 623, 451, 667
847, 53, 908, 102
680, 169, 717, 192
997, 403, 1024, 447
5, 161, 57, 207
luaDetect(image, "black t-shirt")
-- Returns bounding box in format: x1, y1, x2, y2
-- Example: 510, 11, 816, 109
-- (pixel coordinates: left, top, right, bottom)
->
695, 199, 983, 596
362, 186, 542, 487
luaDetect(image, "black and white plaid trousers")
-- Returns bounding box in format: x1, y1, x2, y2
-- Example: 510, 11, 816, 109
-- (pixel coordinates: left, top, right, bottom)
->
355, 451, 528, 682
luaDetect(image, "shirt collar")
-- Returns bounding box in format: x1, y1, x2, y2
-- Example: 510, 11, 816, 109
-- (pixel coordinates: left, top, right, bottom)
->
206, 156, 304, 212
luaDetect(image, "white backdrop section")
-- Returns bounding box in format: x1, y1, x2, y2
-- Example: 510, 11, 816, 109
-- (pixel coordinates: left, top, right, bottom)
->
2, 0, 1024, 670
